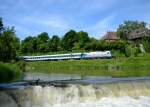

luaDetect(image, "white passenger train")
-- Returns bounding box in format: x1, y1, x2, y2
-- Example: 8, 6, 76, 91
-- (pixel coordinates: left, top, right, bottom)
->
21, 51, 112, 61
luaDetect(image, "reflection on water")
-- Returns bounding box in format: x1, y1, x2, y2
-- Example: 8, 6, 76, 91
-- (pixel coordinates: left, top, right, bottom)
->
23, 73, 150, 84
1, 81, 150, 107
23, 73, 82, 81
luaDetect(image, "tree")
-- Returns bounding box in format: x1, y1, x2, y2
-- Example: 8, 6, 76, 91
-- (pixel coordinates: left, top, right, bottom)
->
48, 35, 61, 52
142, 37, 150, 52
21, 36, 37, 53
61, 30, 78, 51
0, 27, 20, 62
75, 31, 90, 50
0, 17, 4, 32
37, 32, 49, 52
117, 21, 147, 40
84, 37, 99, 51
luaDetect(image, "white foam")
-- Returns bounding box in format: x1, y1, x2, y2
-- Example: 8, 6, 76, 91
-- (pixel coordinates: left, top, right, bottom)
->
2, 82, 150, 107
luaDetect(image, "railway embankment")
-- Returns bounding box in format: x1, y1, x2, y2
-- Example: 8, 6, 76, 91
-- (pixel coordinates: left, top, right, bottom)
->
25, 53, 150, 77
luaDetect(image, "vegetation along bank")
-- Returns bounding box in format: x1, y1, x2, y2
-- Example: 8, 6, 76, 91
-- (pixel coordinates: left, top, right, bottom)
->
0, 17, 150, 82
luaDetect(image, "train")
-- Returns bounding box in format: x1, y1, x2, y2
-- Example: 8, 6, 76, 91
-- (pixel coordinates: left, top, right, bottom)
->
20, 51, 112, 61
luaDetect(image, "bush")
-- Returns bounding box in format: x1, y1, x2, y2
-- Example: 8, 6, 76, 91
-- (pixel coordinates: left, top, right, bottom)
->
125, 45, 132, 57
0, 62, 21, 83
125, 45, 140, 57
133, 47, 140, 57
142, 38, 150, 52
111, 50, 125, 57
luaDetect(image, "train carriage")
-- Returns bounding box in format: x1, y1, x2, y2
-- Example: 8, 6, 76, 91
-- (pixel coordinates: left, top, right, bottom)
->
20, 51, 112, 61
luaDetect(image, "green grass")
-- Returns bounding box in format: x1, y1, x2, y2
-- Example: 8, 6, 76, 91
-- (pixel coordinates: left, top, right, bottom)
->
25, 54, 150, 77
0, 62, 22, 83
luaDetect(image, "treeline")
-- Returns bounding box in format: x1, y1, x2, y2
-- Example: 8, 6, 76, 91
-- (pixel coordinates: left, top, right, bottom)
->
0, 17, 150, 62
20, 30, 129, 56
21, 30, 91, 53
20, 20, 150, 57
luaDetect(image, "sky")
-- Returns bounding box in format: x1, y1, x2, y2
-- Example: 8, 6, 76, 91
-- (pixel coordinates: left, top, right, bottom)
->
0, 0, 150, 39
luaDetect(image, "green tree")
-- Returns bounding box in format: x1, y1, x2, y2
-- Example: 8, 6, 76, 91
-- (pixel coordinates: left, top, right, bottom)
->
61, 30, 78, 51
37, 32, 49, 52
85, 37, 99, 51
48, 35, 61, 52
142, 37, 150, 52
75, 31, 90, 50
0, 17, 4, 32
21, 36, 37, 53
0, 27, 20, 62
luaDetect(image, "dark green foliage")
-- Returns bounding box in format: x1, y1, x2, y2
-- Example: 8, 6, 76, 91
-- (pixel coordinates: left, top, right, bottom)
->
21, 32, 50, 53
133, 47, 139, 57
0, 17, 4, 32
125, 45, 132, 57
37, 32, 49, 52
84, 38, 99, 51
48, 35, 61, 52
61, 30, 78, 51
21, 36, 37, 53
0, 18, 20, 62
142, 37, 150, 52
125, 45, 140, 57
85, 39, 127, 54
0, 62, 21, 83
0, 27, 20, 62
74, 31, 90, 50
108, 41, 127, 53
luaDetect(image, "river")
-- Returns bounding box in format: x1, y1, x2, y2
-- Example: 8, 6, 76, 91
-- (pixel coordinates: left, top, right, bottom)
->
0, 73, 150, 107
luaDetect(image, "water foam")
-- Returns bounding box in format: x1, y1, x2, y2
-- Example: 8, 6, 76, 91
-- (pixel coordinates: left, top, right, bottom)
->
1, 81, 150, 107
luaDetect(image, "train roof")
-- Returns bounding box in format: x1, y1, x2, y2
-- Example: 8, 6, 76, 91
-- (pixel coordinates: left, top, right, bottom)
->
21, 51, 111, 58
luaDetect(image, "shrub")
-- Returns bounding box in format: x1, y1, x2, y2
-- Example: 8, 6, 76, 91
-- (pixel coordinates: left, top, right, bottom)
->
0, 62, 21, 83
125, 45, 132, 57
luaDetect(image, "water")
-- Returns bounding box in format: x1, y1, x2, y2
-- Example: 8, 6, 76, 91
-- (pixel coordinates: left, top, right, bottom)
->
1, 81, 150, 107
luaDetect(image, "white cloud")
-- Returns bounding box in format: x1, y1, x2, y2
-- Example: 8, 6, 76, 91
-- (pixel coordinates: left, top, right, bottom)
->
23, 15, 70, 30
80, 0, 118, 12
1, 0, 150, 39
84, 15, 117, 38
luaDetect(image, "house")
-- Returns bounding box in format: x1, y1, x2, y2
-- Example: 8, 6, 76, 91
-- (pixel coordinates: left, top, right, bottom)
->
128, 29, 150, 40
128, 28, 150, 44
102, 31, 119, 42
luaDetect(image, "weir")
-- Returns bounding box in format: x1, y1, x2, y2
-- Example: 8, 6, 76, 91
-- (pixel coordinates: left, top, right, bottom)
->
1, 76, 150, 107
1, 77, 150, 90
0, 81, 150, 107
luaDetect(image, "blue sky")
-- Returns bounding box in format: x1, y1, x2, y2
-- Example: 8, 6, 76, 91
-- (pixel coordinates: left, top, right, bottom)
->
0, 0, 150, 39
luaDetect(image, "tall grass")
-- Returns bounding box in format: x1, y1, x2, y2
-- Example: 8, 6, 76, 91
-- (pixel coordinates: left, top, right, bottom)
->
0, 62, 21, 83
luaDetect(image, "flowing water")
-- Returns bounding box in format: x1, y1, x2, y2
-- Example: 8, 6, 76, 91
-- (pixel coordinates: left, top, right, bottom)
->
1, 81, 150, 107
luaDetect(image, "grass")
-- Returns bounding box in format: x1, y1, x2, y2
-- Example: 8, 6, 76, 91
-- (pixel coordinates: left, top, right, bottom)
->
0, 62, 22, 83
25, 53, 150, 77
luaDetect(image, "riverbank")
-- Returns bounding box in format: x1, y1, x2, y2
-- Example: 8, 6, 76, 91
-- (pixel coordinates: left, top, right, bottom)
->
25, 53, 150, 77
0, 62, 21, 83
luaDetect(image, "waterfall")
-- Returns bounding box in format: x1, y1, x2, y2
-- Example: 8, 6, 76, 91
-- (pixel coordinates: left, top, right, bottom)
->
1, 81, 150, 107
